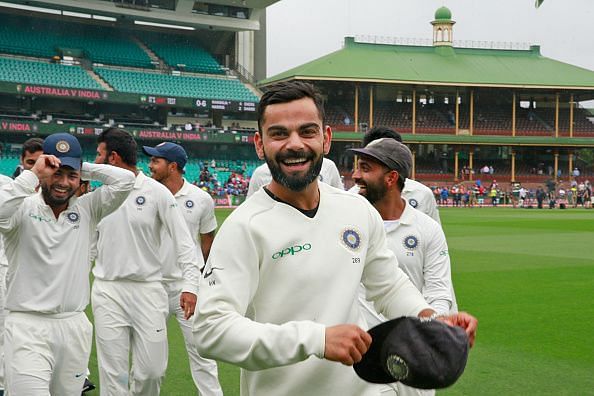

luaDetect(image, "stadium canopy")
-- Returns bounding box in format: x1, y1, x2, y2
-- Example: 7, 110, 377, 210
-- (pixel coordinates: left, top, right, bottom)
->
260, 37, 594, 92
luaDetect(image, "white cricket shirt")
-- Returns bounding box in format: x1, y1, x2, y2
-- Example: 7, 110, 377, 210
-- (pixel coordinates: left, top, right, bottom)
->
0, 174, 12, 267
0, 164, 135, 314
160, 179, 217, 283
194, 182, 430, 396
246, 157, 344, 197
360, 200, 455, 329
350, 178, 440, 223
93, 172, 202, 294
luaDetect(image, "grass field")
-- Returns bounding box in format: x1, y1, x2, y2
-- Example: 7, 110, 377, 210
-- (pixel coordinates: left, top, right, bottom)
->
87, 207, 594, 395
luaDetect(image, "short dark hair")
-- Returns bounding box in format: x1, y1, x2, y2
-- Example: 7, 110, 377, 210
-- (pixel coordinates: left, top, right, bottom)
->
98, 128, 137, 166
363, 126, 402, 146
257, 81, 325, 131
21, 137, 44, 158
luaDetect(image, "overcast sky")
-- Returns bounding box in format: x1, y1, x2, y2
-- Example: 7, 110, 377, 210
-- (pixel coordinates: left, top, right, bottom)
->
265, 0, 594, 78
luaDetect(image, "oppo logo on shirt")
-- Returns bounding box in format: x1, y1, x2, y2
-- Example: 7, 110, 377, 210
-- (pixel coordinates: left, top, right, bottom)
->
272, 243, 312, 260
29, 213, 52, 222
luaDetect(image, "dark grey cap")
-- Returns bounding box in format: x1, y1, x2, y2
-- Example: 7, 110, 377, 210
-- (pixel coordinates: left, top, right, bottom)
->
354, 317, 469, 389
349, 138, 412, 179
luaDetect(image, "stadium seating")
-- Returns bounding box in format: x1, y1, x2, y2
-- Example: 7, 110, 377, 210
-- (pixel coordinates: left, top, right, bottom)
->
0, 14, 153, 68
95, 68, 259, 102
141, 32, 224, 74
0, 57, 102, 90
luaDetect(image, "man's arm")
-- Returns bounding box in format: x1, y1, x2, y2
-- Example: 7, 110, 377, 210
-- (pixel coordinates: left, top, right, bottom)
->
199, 231, 215, 263
198, 190, 217, 263
82, 163, 135, 222
421, 226, 453, 316
194, 218, 326, 371
0, 155, 59, 230
159, 190, 203, 318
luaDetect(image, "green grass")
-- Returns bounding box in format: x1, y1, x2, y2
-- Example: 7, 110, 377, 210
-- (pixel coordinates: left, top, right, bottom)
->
87, 207, 594, 395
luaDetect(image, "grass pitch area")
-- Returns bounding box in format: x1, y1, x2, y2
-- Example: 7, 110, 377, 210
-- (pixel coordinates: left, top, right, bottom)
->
87, 207, 594, 395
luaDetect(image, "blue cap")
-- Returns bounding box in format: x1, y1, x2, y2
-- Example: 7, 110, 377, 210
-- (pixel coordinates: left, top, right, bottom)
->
142, 142, 187, 170
43, 133, 82, 170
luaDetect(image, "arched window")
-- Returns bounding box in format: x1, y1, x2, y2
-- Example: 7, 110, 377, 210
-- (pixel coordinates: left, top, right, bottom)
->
444, 28, 450, 42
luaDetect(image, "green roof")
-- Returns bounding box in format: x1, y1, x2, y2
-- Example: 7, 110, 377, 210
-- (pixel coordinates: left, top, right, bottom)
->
434, 6, 452, 21
261, 38, 594, 90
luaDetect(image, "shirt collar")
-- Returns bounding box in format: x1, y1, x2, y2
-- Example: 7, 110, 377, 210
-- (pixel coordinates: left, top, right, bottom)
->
175, 178, 192, 198
134, 171, 147, 189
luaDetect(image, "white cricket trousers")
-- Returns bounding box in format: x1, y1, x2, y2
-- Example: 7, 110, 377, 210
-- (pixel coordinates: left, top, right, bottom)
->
164, 281, 223, 396
92, 279, 168, 396
4, 311, 92, 395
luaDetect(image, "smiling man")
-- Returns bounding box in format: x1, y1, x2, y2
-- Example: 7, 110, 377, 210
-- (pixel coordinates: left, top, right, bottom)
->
0, 132, 135, 395
193, 81, 477, 396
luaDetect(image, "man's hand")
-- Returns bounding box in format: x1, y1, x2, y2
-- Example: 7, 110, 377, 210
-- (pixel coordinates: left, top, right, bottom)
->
31, 155, 61, 181
180, 292, 197, 320
324, 324, 372, 366
440, 312, 478, 347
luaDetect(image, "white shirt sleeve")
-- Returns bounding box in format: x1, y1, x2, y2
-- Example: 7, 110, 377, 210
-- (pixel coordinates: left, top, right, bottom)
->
0, 170, 38, 233
159, 191, 203, 295
324, 159, 344, 190
246, 166, 267, 198
421, 226, 453, 315
424, 187, 441, 224
199, 193, 217, 234
193, 218, 326, 370
79, 163, 135, 222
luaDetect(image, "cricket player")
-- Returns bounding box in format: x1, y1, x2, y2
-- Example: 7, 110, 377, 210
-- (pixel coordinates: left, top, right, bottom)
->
350, 127, 441, 224
351, 138, 456, 396
144, 142, 223, 396
12, 137, 43, 178
92, 128, 203, 396
247, 156, 344, 197
0, 133, 135, 395
193, 81, 477, 396
0, 174, 12, 395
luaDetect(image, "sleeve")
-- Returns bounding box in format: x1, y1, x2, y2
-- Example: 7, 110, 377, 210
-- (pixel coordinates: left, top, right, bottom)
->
424, 187, 441, 224
199, 193, 217, 234
361, 206, 431, 318
81, 163, 135, 222
193, 216, 326, 370
246, 167, 265, 198
325, 160, 344, 190
159, 190, 203, 295
420, 224, 453, 316
0, 170, 39, 232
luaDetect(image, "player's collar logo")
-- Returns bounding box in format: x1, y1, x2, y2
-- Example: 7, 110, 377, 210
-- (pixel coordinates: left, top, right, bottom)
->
185, 199, 194, 208
318, 174, 324, 182
135, 196, 146, 206
56, 140, 70, 153
403, 235, 419, 250
408, 198, 418, 208
66, 211, 80, 224
341, 228, 362, 251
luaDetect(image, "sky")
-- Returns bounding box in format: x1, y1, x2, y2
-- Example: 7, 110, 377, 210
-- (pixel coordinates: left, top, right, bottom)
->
265, 0, 594, 78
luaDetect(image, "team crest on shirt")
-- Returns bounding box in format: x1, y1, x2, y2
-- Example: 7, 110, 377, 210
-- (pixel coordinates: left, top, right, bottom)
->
403, 235, 419, 250
135, 196, 146, 206
65, 211, 80, 224
341, 228, 361, 251
185, 199, 194, 209
408, 198, 419, 208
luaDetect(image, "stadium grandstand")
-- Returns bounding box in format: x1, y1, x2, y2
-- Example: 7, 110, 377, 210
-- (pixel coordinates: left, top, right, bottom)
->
261, 6, 594, 190
0, 0, 277, 203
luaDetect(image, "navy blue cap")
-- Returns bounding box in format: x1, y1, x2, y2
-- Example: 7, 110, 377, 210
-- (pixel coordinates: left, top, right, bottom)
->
142, 142, 187, 170
43, 133, 82, 170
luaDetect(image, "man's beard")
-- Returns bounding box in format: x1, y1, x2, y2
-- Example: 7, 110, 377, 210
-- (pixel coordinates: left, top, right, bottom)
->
41, 184, 76, 207
358, 179, 387, 205
265, 148, 323, 192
